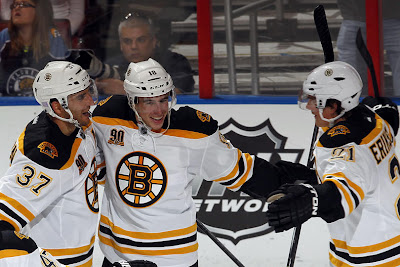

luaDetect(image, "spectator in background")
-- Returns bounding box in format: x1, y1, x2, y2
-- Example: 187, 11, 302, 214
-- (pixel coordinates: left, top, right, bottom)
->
336, 0, 400, 96
77, 11, 195, 95
0, 0, 69, 96
1, 0, 84, 35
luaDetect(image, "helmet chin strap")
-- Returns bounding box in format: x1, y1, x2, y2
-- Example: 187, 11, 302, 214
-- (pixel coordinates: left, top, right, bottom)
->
319, 109, 346, 128
132, 105, 171, 138
51, 106, 81, 129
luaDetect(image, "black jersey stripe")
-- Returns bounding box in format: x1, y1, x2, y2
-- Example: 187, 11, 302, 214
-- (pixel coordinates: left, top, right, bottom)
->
330, 242, 400, 264
0, 203, 28, 228
98, 167, 106, 181
99, 225, 197, 248
336, 179, 360, 208
57, 246, 94, 265
220, 156, 245, 186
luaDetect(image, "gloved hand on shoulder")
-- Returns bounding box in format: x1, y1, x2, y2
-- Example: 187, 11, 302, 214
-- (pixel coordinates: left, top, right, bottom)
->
266, 183, 319, 232
362, 96, 399, 135
67, 50, 120, 80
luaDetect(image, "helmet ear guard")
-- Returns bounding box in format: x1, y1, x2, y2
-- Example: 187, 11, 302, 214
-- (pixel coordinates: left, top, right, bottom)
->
299, 61, 362, 124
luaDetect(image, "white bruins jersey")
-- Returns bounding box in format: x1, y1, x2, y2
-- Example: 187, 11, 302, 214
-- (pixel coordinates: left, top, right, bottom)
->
0, 111, 99, 267
92, 96, 256, 267
315, 105, 400, 266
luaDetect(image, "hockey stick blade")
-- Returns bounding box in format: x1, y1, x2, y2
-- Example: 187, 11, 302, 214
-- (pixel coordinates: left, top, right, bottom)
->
314, 5, 334, 63
356, 28, 380, 97
196, 219, 245, 267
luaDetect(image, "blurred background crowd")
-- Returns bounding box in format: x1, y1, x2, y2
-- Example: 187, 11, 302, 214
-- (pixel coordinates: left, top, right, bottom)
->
0, 0, 399, 97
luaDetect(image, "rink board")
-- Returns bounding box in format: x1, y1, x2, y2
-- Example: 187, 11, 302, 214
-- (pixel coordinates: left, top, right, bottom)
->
1, 95, 398, 266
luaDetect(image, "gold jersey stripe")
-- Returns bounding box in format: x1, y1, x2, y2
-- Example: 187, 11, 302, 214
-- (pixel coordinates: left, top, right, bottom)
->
324, 178, 355, 213
97, 161, 106, 169
332, 234, 400, 254
360, 114, 383, 145
93, 117, 208, 139
329, 251, 400, 267
0, 192, 35, 222
99, 235, 198, 256
317, 115, 384, 148
228, 153, 253, 190
214, 150, 241, 182
44, 235, 95, 256
60, 139, 82, 170
100, 215, 197, 240
323, 172, 365, 200
316, 127, 330, 147
93, 117, 138, 129
17, 129, 26, 155
163, 129, 207, 139
80, 121, 92, 132
0, 249, 28, 259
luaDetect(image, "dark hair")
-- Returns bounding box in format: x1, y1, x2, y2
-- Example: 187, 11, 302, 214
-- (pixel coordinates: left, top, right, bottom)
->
9, 0, 55, 61
326, 99, 353, 119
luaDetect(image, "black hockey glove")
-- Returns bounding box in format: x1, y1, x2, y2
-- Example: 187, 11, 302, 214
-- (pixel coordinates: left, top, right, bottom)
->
362, 96, 399, 136
266, 183, 318, 232
77, 50, 104, 78
67, 50, 108, 78
112, 260, 157, 267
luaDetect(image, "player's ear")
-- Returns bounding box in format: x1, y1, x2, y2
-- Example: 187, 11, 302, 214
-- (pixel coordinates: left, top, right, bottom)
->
332, 101, 340, 115
50, 100, 63, 116
327, 101, 340, 117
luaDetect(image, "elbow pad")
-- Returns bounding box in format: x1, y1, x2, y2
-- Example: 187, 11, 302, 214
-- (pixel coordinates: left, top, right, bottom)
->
314, 181, 345, 223
275, 160, 319, 184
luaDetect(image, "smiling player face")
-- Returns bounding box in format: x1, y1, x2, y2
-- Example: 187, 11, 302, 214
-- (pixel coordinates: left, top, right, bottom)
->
135, 93, 169, 131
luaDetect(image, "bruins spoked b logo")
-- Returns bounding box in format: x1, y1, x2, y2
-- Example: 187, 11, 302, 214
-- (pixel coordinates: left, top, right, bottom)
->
85, 158, 99, 213
116, 151, 167, 208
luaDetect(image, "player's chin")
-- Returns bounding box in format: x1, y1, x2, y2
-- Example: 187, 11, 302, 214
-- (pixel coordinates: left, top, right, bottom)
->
150, 122, 163, 131
79, 113, 91, 125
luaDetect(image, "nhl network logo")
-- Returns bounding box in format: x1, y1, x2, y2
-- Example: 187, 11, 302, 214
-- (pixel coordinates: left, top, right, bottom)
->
193, 118, 304, 244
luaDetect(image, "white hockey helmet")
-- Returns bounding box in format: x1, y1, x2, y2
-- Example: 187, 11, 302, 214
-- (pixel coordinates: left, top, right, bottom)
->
299, 61, 362, 123
33, 61, 98, 125
124, 58, 176, 108
123, 58, 176, 136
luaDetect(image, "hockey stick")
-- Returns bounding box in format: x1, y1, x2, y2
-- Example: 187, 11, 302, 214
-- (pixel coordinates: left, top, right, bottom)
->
285, 5, 334, 267
356, 28, 380, 97
196, 219, 245, 267
314, 5, 334, 63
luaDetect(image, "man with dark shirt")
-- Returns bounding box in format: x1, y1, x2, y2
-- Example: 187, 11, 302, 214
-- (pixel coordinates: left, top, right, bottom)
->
79, 11, 195, 95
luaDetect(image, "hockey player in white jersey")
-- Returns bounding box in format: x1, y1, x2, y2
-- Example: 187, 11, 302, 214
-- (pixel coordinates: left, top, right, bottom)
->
91, 58, 314, 267
266, 61, 400, 266
0, 61, 100, 266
